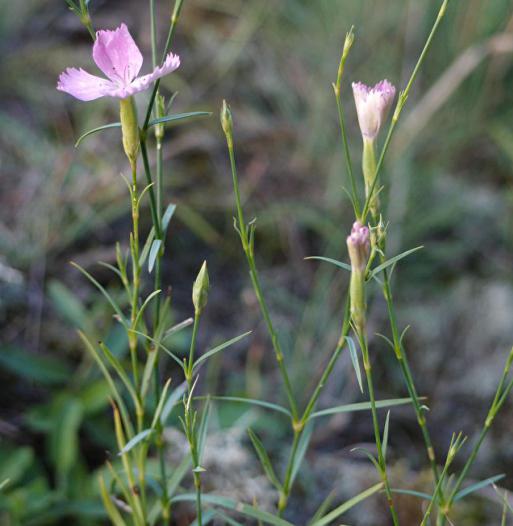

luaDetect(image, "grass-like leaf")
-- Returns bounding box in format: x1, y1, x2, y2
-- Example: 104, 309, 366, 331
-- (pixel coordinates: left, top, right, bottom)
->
160, 380, 188, 425
454, 474, 505, 502
171, 494, 294, 526
75, 122, 121, 147
309, 482, 384, 526
305, 256, 351, 272
197, 395, 291, 417
369, 246, 423, 279
347, 336, 363, 393
290, 420, 314, 486
311, 397, 415, 419
118, 429, 154, 456
71, 262, 128, 328
391, 488, 432, 501
148, 239, 162, 273
248, 428, 282, 491
382, 410, 391, 460
193, 331, 252, 370
162, 203, 177, 233
147, 111, 212, 128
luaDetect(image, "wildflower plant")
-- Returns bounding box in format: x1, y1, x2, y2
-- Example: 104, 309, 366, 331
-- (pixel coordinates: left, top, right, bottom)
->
55, 0, 513, 524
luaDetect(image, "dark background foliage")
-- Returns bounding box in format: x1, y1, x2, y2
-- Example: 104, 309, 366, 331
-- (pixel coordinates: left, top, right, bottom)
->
1, 0, 513, 524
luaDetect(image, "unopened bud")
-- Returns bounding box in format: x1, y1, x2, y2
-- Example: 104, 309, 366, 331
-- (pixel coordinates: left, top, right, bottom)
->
347, 222, 370, 333
220, 100, 233, 139
192, 261, 210, 315
342, 26, 355, 60
347, 221, 370, 272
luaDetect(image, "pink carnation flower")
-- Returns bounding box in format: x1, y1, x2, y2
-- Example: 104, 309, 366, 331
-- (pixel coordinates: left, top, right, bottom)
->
352, 80, 396, 140
57, 23, 180, 101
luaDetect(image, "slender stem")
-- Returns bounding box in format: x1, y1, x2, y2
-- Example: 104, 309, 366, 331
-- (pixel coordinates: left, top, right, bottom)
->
143, 0, 185, 130
334, 88, 360, 217
359, 334, 400, 526
301, 297, 351, 423
129, 161, 141, 390
442, 348, 513, 520
225, 134, 299, 421
187, 313, 200, 384
362, 0, 450, 222
381, 264, 441, 491
278, 429, 301, 516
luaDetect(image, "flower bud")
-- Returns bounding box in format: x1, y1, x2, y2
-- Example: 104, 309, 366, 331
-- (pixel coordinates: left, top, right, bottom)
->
119, 96, 139, 167
347, 221, 370, 272
220, 100, 233, 140
347, 222, 370, 334
352, 80, 396, 141
192, 261, 210, 315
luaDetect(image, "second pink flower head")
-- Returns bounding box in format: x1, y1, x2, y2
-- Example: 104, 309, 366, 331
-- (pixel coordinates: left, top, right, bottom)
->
347, 221, 370, 272
57, 23, 180, 101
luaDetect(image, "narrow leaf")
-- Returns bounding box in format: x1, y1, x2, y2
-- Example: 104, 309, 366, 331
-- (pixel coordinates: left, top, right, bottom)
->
147, 112, 212, 128
139, 227, 156, 267
311, 397, 415, 419
196, 395, 291, 417
305, 256, 351, 272
148, 239, 162, 273
75, 122, 121, 147
454, 474, 506, 502
161, 380, 188, 425
162, 203, 177, 233
309, 483, 384, 526
248, 429, 282, 491
369, 246, 423, 279
194, 331, 252, 369
71, 262, 128, 327
118, 429, 154, 455
290, 420, 314, 486
151, 379, 172, 430
391, 488, 432, 501
382, 410, 391, 460
347, 336, 363, 393
170, 494, 294, 526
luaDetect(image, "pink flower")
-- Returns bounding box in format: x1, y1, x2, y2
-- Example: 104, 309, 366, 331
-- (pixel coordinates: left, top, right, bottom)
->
352, 80, 396, 140
57, 24, 180, 101
347, 221, 370, 272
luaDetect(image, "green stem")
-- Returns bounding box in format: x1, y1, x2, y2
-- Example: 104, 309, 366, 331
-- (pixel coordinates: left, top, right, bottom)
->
381, 265, 441, 493
187, 313, 200, 384
301, 297, 351, 423
143, 0, 185, 130
334, 87, 359, 217
225, 133, 299, 421
442, 347, 513, 521
129, 161, 141, 390
278, 429, 301, 516
362, 0, 451, 222
359, 334, 400, 526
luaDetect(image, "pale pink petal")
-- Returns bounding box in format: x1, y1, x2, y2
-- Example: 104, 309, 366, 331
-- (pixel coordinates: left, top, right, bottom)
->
57, 68, 116, 101
93, 23, 143, 84
125, 52, 181, 96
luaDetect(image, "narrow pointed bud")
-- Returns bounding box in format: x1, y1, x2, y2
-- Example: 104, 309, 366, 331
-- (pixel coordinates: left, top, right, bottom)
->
352, 80, 396, 141
220, 100, 233, 141
192, 261, 210, 315
342, 26, 355, 61
347, 222, 370, 334
335, 26, 355, 95
119, 96, 139, 167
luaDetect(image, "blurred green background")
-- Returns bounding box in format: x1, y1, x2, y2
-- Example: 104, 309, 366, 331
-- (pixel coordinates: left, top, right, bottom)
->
1, 0, 513, 524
